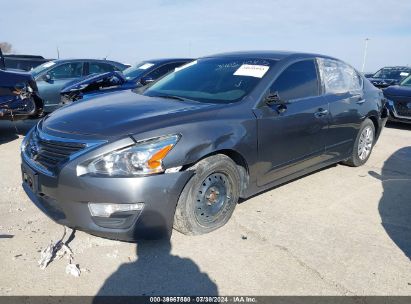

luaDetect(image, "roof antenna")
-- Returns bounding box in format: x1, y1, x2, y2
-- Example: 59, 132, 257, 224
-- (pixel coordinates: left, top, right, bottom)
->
56, 46, 60, 59
104, 50, 111, 60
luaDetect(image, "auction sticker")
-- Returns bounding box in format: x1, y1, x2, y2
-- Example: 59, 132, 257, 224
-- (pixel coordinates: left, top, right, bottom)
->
138, 63, 155, 70
234, 64, 269, 78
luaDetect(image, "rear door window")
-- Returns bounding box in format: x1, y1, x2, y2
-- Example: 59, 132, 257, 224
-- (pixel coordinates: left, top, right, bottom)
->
269, 59, 320, 101
318, 58, 362, 93
88, 62, 119, 74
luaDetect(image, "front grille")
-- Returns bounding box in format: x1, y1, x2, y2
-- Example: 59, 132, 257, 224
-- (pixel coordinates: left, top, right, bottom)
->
394, 101, 411, 117
25, 130, 86, 173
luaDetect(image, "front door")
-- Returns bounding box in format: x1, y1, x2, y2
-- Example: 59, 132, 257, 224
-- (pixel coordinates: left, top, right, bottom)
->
37, 62, 84, 112
254, 59, 329, 187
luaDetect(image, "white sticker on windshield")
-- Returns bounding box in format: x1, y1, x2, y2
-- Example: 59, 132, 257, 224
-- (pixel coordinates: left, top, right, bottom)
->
233, 64, 269, 78
400, 72, 409, 77
138, 63, 155, 70
43, 61, 56, 68
175, 60, 197, 72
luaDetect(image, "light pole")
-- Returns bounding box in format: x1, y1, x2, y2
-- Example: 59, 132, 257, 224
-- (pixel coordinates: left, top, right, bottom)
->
361, 38, 370, 73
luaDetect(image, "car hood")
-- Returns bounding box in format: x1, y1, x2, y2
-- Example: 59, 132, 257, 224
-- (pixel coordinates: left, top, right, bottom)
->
383, 85, 411, 98
41, 90, 218, 139
61, 71, 127, 93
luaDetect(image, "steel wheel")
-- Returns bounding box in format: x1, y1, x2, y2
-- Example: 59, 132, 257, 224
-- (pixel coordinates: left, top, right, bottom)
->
174, 154, 241, 235
195, 172, 233, 225
357, 126, 374, 160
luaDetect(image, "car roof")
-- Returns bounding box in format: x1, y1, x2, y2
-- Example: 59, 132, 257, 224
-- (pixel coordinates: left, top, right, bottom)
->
203, 50, 336, 61
141, 58, 193, 64
4, 54, 46, 59
378, 66, 411, 70
49, 59, 125, 65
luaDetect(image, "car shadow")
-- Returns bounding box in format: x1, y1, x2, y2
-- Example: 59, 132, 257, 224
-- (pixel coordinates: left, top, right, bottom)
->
94, 214, 218, 298
369, 146, 411, 260
385, 121, 411, 131
0, 119, 38, 145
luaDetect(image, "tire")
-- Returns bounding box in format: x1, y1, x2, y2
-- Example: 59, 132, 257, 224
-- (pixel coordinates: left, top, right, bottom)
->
174, 154, 241, 235
343, 118, 375, 167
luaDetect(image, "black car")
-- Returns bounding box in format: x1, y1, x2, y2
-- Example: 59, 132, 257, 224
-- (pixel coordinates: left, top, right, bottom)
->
366, 66, 411, 88
60, 58, 192, 104
21, 51, 387, 241
4, 54, 51, 71
384, 75, 411, 123
0, 49, 43, 120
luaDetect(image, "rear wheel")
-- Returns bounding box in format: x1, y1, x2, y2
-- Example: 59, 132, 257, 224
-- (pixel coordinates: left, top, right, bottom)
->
174, 154, 241, 235
343, 118, 375, 167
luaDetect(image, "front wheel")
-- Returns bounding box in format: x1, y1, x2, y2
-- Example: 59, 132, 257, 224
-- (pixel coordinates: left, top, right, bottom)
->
343, 118, 375, 167
173, 154, 241, 235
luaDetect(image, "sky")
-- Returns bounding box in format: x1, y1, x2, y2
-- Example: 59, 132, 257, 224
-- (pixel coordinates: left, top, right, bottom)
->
1, 0, 410, 72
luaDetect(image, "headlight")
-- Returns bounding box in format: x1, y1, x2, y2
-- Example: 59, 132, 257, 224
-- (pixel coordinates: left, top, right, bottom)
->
79, 134, 180, 177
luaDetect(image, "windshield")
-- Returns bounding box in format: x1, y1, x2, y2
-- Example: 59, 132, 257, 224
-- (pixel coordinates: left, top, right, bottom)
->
30, 60, 56, 77
372, 67, 411, 80
400, 75, 411, 86
143, 58, 276, 104
122, 62, 155, 80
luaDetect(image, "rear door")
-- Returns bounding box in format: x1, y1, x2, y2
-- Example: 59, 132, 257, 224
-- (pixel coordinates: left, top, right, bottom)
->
317, 58, 364, 161
254, 59, 329, 187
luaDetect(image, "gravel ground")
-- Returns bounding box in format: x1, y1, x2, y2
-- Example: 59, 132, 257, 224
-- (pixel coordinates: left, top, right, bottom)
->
0, 119, 410, 296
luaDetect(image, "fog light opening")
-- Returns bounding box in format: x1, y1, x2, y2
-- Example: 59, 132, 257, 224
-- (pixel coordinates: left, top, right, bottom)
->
88, 202, 144, 218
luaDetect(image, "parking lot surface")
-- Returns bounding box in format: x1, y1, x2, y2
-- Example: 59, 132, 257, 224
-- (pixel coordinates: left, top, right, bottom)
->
0, 119, 410, 295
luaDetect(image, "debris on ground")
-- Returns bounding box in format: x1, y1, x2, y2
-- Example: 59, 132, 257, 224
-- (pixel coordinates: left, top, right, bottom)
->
37, 226, 82, 277
65, 263, 81, 277
241, 235, 248, 240
13, 254, 23, 260
0, 234, 14, 239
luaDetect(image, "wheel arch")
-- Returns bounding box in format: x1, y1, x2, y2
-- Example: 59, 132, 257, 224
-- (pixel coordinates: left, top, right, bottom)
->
366, 114, 380, 138
183, 149, 250, 198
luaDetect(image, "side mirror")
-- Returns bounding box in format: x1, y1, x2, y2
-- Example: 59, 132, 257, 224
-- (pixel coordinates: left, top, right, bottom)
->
364, 73, 374, 78
43, 73, 52, 82
265, 92, 284, 105
139, 76, 154, 86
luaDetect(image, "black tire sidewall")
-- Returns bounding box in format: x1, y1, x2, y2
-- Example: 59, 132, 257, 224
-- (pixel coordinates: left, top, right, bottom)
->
175, 155, 241, 235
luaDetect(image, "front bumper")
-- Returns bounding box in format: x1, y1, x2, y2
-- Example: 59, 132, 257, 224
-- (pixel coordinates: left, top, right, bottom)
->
21, 154, 193, 241
386, 100, 411, 124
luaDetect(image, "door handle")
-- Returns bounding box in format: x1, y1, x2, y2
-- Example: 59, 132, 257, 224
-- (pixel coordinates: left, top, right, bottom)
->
314, 108, 328, 118
356, 99, 366, 105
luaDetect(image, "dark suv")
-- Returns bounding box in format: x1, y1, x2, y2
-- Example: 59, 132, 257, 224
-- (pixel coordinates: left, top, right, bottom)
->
0, 49, 43, 120
4, 54, 50, 71
366, 66, 411, 88
384, 74, 411, 123
21, 51, 387, 241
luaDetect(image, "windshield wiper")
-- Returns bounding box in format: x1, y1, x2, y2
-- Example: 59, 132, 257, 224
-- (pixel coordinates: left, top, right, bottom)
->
154, 94, 187, 102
